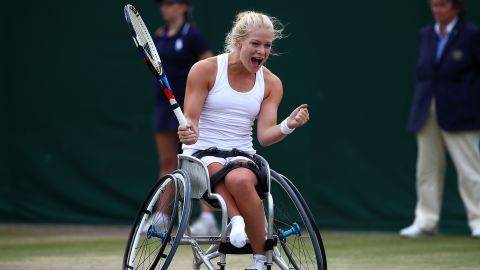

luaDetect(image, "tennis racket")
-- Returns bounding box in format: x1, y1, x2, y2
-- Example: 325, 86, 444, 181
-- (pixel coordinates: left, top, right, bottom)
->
124, 4, 187, 126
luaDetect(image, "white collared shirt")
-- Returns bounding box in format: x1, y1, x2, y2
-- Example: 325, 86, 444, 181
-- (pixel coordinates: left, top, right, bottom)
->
435, 17, 458, 38
434, 17, 458, 61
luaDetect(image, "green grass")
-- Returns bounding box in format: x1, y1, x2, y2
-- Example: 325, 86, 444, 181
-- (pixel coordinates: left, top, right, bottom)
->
0, 225, 479, 270
324, 232, 480, 270
0, 226, 126, 261
0, 237, 124, 260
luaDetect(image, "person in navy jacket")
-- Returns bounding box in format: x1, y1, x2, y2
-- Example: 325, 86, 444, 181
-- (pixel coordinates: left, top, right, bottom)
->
401, 0, 480, 238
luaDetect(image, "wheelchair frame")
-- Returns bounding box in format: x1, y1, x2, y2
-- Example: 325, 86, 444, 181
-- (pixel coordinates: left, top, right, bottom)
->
123, 154, 327, 270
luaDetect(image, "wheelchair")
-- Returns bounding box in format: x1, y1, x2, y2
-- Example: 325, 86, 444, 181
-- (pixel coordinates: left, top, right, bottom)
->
123, 154, 327, 270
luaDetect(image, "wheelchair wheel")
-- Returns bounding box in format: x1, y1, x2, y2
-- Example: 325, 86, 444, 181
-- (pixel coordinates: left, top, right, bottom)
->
123, 171, 191, 270
269, 171, 327, 270
276, 173, 328, 269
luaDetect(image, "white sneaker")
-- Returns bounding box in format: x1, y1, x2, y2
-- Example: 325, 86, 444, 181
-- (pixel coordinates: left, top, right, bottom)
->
142, 212, 170, 233
249, 254, 267, 270
399, 224, 435, 238
190, 213, 220, 236
472, 227, 480, 239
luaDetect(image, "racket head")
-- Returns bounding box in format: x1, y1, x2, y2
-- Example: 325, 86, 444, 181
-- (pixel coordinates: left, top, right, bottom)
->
124, 4, 164, 77
123, 4, 187, 126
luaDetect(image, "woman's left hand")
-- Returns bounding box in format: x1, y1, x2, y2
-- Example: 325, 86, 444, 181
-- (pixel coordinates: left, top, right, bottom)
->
287, 104, 309, 129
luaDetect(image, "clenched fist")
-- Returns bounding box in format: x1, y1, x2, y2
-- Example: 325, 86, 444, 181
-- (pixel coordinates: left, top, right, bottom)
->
287, 104, 309, 129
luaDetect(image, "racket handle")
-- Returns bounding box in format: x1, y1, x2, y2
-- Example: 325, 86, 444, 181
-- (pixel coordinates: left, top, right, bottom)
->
174, 108, 188, 126
161, 85, 187, 126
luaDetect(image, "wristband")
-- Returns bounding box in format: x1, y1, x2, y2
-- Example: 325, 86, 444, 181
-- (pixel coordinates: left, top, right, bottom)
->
280, 118, 295, 135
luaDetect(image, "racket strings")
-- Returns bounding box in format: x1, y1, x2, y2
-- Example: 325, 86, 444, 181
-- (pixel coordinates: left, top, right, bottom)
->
125, 7, 162, 73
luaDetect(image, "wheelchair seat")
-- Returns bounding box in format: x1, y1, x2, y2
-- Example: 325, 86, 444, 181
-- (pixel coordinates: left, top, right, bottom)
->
177, 153, 271, 208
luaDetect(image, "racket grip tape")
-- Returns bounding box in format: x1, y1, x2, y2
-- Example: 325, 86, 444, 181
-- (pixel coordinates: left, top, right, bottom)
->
174, 108, 187, 126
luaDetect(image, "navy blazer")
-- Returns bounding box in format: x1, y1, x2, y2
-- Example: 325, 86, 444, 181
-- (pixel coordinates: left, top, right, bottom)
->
407, 20, 480, 132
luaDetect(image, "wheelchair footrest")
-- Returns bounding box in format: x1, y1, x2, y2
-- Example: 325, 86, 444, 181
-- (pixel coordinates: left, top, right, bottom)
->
218, 237, 277, 254
218, 242, 253, 254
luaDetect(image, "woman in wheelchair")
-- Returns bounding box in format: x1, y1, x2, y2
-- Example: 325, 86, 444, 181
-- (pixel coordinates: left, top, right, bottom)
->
177, 11, 309, 270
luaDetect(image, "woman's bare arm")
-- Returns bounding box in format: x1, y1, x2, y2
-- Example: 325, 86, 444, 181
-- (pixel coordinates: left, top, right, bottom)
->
178, 58, 216, 145
256, 70, 309, 147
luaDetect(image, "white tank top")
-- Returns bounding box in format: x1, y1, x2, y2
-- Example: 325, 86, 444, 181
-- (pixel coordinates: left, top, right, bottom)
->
183, 53, 265, 155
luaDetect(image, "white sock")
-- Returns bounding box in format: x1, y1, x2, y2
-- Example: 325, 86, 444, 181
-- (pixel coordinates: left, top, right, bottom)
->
253, 254, 267, 260
200, 212, 215, 223
252, 254, 267, 270
152, 212, 170, 224
229, 216, 247, 248
143, 212, 169, 232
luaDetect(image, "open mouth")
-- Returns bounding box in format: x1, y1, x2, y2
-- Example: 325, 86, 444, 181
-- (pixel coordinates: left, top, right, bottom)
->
251, 57, 263, 67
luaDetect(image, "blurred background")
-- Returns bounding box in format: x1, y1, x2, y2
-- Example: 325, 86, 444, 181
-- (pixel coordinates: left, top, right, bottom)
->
1, 0, 479, 233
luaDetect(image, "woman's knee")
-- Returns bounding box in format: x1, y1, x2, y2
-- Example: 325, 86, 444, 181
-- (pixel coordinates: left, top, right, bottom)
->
224, 169, 258, 196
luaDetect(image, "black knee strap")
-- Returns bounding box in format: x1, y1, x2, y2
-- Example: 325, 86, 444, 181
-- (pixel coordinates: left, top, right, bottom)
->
210, 161, 261, 188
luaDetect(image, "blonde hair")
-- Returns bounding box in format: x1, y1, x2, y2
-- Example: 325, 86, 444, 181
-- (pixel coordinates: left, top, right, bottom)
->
224, 11, 284, 54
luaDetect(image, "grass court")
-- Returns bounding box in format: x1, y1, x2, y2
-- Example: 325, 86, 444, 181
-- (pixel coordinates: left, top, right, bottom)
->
1, 225, 479, 270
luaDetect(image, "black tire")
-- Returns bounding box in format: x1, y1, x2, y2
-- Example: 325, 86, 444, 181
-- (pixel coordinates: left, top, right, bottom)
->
123, 171, 191, 270
269, 170, 327, 270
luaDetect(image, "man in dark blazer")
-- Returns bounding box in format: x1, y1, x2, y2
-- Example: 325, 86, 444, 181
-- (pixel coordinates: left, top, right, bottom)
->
401, 0, 480, 238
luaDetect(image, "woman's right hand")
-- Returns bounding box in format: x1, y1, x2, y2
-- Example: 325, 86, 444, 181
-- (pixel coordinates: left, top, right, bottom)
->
178, 121, 198, 145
